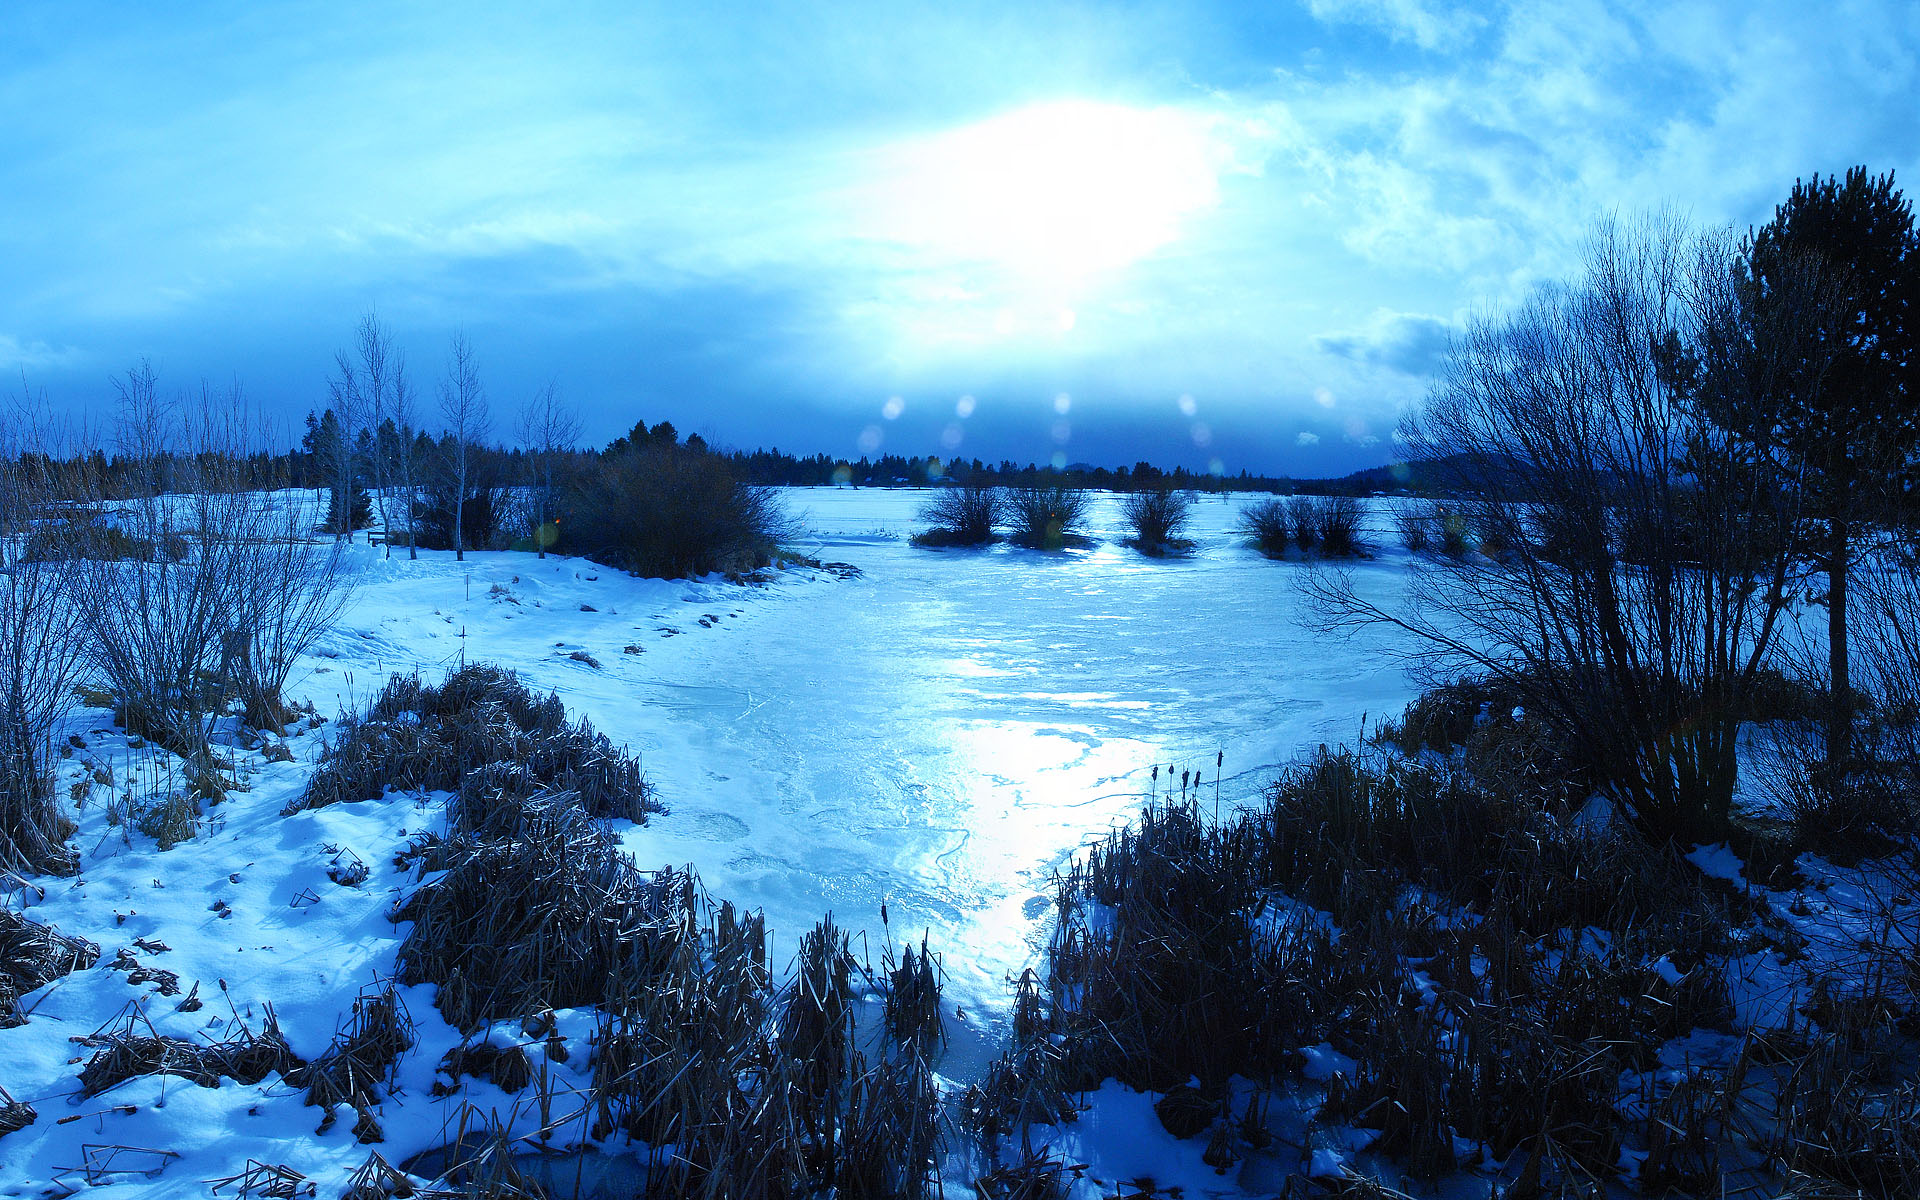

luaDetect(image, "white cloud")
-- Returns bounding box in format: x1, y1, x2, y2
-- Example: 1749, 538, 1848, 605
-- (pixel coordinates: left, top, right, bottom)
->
1296, 431, 1321, 446
0, 334, 82, 372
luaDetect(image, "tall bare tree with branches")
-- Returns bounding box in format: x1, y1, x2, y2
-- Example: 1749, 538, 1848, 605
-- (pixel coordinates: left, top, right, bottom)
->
1308, 215, 1819, 842
437, 332, 490, 562
386, 354, 422, 560
518, 380, 579, 560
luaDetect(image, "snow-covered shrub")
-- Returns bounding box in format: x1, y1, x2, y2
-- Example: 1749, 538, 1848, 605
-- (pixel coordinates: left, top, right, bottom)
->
911, 484, 1002, 546
565, 444, 795, 578
1005, 485, 1090, 550
1236, 497, 1290, 557
1119, 485, 1194, 555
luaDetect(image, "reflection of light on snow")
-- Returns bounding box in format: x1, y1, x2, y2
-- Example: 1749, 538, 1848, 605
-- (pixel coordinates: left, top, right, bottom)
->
1053, 392, 1072, 415
882, 396, 905, 420
1177, 393, 1198, 417
956, 394, 977, 418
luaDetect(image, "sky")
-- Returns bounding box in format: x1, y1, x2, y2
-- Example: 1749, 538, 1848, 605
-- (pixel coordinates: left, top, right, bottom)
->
1, 1, 1915, 477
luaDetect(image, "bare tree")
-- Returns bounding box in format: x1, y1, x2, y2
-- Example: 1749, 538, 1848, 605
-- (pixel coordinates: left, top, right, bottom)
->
79, 375, 254, 766
79, 375, 355, 776
0, 389, 88, 876
1307, 215, 1813, 842
333, 311, 399, 552
229, 497, 356, 730
388, 356, 422, 560
518, 380, 579, 559
437, 332, 490, 562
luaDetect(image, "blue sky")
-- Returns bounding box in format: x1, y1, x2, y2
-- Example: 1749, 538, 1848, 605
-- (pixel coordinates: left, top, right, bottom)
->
2, 1, 1915, 475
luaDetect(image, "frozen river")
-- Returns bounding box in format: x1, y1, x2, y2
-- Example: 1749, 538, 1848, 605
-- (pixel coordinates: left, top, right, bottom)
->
313, 487, 1421, 1024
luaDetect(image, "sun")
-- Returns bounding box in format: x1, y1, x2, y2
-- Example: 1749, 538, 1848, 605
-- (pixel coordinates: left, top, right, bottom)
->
871, 99, 1226, 289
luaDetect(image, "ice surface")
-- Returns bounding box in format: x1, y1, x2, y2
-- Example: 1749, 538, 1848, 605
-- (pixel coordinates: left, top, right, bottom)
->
292, 489, 1421, 1020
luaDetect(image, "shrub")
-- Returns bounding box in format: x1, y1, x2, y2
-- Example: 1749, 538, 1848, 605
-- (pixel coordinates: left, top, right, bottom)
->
412, 481, 507, 552
1119, 486, 1195, 555
913, 485, 1002, 547
1393, 502, 1432, 554
565, 444, 796, 578
1309, 495, 1365, 556
1236, 498, 1291, 557
1005, 485, 1090, 549
1285, 495, 1319, 550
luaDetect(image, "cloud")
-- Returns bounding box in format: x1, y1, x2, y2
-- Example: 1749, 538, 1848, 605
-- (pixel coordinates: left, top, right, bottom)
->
0, 334, 82, 372
1303, 0, 1488, 52
1296, 431, 1321, 446
1313, 310, 1452, 376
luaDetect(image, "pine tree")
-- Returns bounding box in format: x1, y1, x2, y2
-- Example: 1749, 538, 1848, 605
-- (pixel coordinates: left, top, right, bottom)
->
1744, 166, 1920, 769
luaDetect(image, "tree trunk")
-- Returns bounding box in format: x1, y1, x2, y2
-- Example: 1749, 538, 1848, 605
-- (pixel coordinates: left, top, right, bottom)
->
1827, 514, 1851, 772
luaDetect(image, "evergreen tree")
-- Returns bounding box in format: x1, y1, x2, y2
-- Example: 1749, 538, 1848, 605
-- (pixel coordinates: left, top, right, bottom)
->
1743, 166, 1920, 769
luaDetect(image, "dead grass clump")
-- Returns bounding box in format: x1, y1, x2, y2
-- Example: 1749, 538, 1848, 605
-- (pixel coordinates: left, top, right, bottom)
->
0, 1083, 34, 1139
1, 909, 101, 1025
884, 934, 945, 1058
439, 1040, 534, 1094
289, 980, 416, 1141
587, 906, 946, 1199
75, 1005, 301, 1097
293, 663, 657, 824
1036, 738, 1754, 1193
395, 806, 685, 1028
960, 969, 1084, 1150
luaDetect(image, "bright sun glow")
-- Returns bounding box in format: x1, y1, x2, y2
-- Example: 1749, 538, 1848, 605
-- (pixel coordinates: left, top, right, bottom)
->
873, 99, 1225, 289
